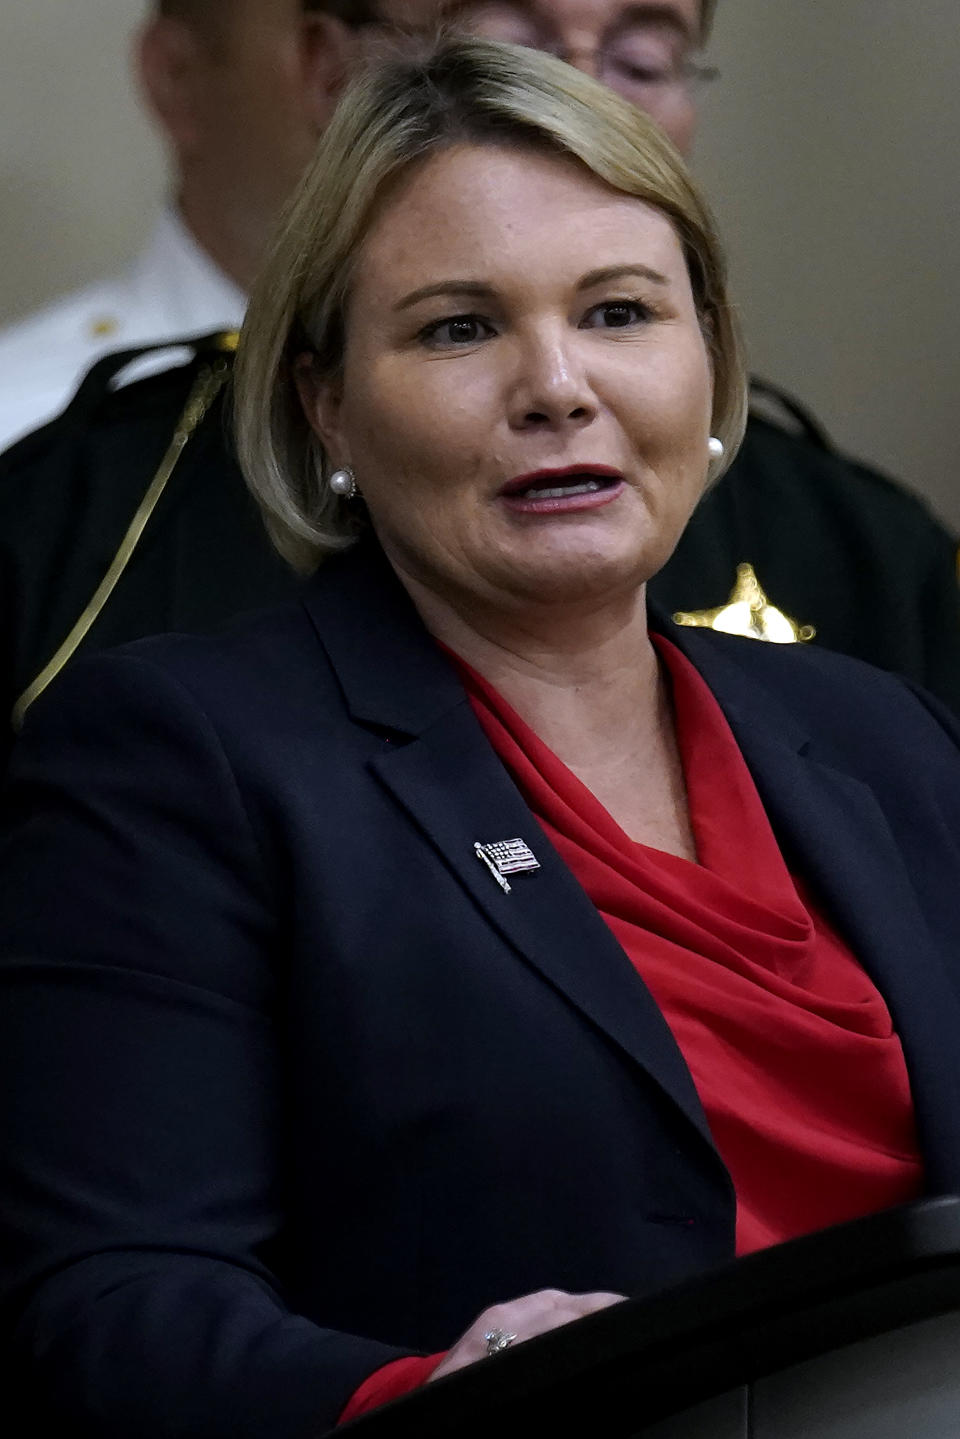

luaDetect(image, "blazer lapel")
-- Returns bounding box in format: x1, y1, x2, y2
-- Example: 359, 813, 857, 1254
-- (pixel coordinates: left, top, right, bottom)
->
368, 706, 720, 1157
302, 548, 721, 1162
667, 623, 960, 1191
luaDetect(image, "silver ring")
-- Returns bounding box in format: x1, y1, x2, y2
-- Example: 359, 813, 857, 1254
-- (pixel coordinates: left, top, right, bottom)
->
483, 1327, 518, 1357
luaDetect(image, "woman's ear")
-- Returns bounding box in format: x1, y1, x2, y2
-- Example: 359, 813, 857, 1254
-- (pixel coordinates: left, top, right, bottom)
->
294, 353, 347, 465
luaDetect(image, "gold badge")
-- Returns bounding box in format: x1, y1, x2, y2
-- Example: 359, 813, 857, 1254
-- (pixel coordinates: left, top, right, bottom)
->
673, 563, 815, 645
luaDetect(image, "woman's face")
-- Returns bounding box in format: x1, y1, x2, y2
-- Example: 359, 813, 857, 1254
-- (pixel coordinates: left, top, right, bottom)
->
305, 142, 714, 620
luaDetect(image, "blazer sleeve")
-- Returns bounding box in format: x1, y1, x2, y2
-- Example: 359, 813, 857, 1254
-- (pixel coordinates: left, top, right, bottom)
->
0, 651, 410, 1439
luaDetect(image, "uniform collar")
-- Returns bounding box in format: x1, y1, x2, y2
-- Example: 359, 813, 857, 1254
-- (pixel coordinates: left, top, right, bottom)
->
126, 205, 246, 338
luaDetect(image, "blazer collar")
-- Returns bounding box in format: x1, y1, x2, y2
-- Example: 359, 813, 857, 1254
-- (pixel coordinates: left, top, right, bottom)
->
657, 610, 811, 756
301, 541, 466, 737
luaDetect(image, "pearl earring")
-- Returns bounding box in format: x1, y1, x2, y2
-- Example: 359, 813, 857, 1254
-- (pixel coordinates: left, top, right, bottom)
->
707, 436, 725, 460
328, 467, 357, 499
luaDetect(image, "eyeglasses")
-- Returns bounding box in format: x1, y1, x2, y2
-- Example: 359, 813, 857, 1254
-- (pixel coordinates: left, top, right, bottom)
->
354, 11, 719, 111
541, 44, 719, 106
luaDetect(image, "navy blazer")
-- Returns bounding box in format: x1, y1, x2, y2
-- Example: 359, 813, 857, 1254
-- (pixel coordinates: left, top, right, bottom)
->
3, 541, 960, 1439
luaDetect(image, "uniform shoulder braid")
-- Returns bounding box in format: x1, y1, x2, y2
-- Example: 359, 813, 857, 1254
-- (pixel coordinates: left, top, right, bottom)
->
0, 329, 295, 770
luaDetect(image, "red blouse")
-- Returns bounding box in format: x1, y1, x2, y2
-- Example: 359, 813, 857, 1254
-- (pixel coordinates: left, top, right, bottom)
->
456, 633, 924, 1252
340, 633, 924, 1421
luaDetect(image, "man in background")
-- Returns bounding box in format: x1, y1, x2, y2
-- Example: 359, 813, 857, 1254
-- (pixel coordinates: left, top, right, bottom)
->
0, 0, 354, 452
4, 0, 959, 771
380, 0, 709, 154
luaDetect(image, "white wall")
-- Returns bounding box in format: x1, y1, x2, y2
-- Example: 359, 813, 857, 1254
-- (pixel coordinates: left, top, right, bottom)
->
2, 0, 958, 527
695, 0, 960, 528
0, 0, 165, 320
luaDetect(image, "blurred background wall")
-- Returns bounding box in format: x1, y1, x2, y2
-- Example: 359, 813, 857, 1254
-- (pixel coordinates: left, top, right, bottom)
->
695, 0, 960, 532
0, 1, 165, 317
1, 0, 958, 526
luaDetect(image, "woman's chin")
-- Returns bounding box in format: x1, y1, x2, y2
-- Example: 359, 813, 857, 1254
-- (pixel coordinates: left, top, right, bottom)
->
485, 501, 681, 598
480, 544, 660, 612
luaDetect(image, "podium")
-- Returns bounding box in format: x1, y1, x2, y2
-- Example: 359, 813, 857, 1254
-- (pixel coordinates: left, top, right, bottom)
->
340, 1197, 960, 1438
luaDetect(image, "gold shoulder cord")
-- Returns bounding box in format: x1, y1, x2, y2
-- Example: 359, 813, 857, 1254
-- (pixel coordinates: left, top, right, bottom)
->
11, 334, 238, 734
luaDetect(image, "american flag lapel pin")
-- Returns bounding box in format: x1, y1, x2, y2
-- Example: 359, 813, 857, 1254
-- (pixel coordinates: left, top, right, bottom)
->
474, 838, 541, 895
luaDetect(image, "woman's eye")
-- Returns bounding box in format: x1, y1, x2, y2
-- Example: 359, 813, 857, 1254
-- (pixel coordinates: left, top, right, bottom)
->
582, 300, 653, 330
419, 314, 494, 347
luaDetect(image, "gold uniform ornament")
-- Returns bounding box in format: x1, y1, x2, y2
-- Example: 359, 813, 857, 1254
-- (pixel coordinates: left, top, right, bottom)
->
673, 563, 816, 645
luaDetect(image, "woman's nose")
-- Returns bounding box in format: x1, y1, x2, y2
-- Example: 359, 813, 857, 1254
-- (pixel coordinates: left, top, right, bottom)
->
508, 335, 598, 431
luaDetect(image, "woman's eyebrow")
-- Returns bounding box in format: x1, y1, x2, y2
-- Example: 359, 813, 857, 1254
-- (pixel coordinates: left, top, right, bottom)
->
394, 280, 496, 311
578, 264, 671, 290
394, 266, 670, 311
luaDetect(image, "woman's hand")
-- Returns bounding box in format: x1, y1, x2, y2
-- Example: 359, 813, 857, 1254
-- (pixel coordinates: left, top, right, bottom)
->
427, 1288, 626, 1382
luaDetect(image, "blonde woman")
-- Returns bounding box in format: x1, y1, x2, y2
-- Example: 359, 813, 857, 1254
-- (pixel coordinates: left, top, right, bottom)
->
2, 38, 960, 1439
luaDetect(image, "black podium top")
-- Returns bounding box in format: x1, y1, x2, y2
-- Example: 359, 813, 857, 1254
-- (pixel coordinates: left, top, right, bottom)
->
337, 1197, 960, 1439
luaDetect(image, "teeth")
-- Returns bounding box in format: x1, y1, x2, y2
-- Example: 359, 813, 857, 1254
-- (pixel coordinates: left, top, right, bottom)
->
523, 479, 605, 499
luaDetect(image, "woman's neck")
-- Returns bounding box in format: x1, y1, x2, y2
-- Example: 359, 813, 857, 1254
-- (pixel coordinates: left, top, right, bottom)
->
406, 574, 659, 745
398, 571, 695, 858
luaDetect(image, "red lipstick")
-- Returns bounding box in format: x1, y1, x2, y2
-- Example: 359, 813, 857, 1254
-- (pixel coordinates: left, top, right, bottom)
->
498, 465, 625, 515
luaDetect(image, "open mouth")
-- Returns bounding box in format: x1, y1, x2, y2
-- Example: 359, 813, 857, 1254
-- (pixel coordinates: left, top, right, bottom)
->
512, 476, 614, 499
498, 466, 625, 512
499, 466, 624, 500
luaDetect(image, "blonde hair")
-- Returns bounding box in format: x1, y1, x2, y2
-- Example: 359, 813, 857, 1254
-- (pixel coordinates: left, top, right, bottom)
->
235, 36, 747, 572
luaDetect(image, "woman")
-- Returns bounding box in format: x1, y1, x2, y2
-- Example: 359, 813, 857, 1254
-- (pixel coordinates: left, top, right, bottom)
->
3, 37, 960, 1439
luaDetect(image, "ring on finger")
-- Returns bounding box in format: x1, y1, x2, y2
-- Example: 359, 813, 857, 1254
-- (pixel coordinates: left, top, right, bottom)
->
483, 1328, 518, 1357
